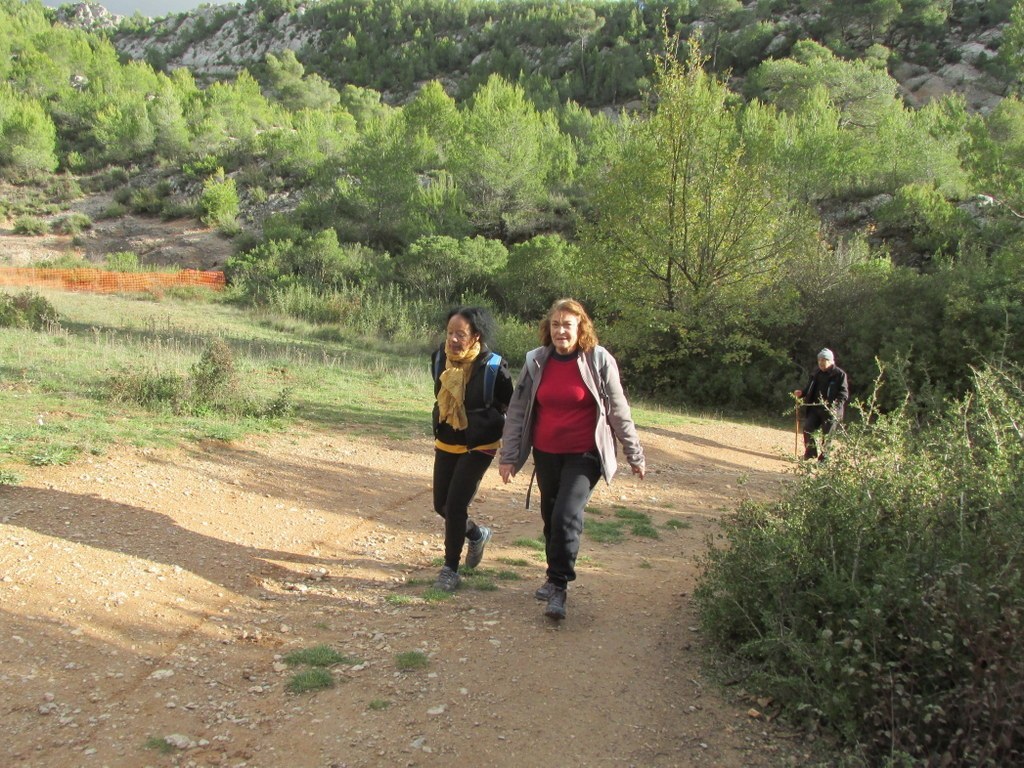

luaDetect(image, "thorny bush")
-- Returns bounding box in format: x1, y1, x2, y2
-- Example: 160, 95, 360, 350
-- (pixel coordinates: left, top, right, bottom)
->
695, 364, 1024, 766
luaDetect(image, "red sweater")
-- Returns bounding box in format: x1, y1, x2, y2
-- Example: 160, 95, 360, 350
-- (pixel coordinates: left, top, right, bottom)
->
533, 353, 598, 454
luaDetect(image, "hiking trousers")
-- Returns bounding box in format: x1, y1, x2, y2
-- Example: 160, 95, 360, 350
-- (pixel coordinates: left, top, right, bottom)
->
433, 449, 493, 570
532, 448, 602, 589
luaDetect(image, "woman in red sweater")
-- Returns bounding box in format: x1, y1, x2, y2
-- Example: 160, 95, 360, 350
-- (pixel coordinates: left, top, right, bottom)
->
499, 299, 645, 620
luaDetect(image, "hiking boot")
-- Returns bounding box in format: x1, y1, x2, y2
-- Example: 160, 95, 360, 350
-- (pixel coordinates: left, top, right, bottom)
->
434, 565, 460, 592
534, 580, 557, 601
464, 525, 492, 569
544, 587, 567, 620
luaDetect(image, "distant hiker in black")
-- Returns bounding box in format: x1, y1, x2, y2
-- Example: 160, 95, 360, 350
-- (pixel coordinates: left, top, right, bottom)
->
430, 306, 513, 592
794, 347, 849, 462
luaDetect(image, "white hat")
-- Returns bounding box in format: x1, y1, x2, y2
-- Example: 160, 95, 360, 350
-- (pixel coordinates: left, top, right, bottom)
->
817, 348, 834, 362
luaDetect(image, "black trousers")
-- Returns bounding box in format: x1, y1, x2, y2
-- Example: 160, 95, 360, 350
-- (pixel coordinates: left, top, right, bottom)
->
532, 448, 602, 589
802, 404, 844, 458
433, 449, 493, 570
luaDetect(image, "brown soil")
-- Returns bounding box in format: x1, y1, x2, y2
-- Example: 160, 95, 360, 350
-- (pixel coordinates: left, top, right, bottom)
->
0, 205, 828, 767
0, 190, 234, 271
0, 419, 831, 768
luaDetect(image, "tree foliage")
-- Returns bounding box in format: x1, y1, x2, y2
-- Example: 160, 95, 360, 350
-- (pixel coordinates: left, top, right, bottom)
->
0, 84, 58, 178
579, 37, 817, 396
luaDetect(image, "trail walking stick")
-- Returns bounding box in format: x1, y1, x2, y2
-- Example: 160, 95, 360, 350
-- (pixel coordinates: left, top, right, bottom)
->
794, 400, 801, 456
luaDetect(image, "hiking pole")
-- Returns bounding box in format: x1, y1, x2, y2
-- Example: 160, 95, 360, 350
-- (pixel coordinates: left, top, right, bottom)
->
795, 402, 800, 455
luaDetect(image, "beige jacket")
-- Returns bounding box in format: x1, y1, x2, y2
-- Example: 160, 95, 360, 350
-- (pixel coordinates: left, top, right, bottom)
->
499, 345, 645, 484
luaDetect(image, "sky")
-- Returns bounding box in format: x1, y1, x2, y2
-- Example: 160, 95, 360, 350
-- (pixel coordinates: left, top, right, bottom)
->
44, 0, 236, 18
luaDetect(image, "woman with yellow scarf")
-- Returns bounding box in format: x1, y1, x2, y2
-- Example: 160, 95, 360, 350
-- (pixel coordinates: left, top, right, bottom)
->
431, 307, 513, 592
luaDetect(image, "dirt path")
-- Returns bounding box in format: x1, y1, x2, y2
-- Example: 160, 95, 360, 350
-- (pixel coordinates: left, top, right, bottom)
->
1, 419, 823, 767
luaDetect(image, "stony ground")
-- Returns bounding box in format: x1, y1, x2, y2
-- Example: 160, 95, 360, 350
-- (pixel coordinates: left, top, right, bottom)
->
0, 417, 836, 768
0, 201, 833, 767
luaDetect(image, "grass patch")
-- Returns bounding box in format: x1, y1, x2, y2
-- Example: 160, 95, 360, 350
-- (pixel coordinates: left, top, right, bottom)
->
29, 445, 78, 466
513, 536, 544, 550
497, 557, 531, 567
461, 574, 497, 590
0, 287, 436, 468
368, 699, 390, 710
423, 587, 455, 601
144, 736, 175, 754
385, 594, 415, 606
612, 507, 660, 537
286, 668, 334, 693
395, 651, 429, 670
583, 519, 624, 543
0, 469, 22, 485
630, 521, 660, 539
283, 644, 357, 667
613, 506, 650, 521
664, 519, 691, 530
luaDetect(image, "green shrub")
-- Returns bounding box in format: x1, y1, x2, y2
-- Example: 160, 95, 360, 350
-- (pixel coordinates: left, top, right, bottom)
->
263, 282, 435, 343
97, 202, 128, 220
52, 212, 92, 235
186, 338, 238, 410
93, 166, 129, 191
199, 169, 239, 230
126, 187, 166, 214
105, 251, 140, 272
695, 364, 1024, 764
12, 215, 48, 235
47, 173, 83, 202
0, 290, 59, 330
107, 368, 183, 410
35, 254, 90, 269
106, 340, 291, 420
495, 315, 537, 368
183, 156, 223, 178
160, 200, 198, 221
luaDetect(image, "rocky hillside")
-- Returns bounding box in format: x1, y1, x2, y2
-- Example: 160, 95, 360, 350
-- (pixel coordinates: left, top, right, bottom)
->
56, 0, 1011, 113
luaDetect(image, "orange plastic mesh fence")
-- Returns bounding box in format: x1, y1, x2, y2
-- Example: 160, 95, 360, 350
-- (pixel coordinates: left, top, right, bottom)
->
0, 267, 226, 293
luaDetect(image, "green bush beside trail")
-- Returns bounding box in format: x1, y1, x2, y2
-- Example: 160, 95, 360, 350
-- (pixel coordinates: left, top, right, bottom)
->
696, 364, 1024, 765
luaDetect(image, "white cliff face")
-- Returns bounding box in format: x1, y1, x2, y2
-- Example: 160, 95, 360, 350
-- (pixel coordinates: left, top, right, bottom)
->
111, 4, 322, 78
58, 1, 1011, 114
54, 2, 123, 30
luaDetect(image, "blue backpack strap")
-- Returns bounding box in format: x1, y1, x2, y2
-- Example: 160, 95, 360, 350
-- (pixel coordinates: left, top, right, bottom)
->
482, 352, 500, 407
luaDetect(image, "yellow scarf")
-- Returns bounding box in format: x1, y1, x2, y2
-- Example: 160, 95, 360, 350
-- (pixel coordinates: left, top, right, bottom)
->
437, 342, 481, 430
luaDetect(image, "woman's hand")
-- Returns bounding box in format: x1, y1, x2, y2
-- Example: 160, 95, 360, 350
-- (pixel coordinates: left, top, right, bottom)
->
631, 463, 645, 480
498, 463, 516, 484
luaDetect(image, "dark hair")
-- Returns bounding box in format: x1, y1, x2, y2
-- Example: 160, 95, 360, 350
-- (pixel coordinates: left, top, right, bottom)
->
447, 306, 496, 346
539, 298, 598, 352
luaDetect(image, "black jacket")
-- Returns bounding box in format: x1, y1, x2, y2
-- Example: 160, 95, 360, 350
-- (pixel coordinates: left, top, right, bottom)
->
802, 364, 849, 413
431, 344, 514, 449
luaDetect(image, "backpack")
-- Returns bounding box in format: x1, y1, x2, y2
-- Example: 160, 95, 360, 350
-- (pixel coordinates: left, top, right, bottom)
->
433, 350, 501, 409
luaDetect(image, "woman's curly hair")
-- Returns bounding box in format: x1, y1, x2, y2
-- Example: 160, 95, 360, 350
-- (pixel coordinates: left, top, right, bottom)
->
539, 298, 598, 352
